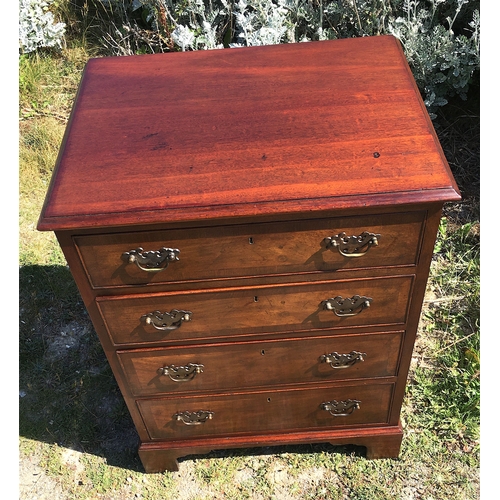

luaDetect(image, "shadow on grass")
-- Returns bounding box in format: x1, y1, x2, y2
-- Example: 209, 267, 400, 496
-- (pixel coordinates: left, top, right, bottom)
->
19, 264, 143, 472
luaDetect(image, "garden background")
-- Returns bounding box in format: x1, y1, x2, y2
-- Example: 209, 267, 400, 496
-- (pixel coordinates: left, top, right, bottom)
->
18, 1, 482, 498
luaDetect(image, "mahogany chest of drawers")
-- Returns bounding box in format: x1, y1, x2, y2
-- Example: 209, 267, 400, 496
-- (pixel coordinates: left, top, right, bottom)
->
38, 35, 460, 473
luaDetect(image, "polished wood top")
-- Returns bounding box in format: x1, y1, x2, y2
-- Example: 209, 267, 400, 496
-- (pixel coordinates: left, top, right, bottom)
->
38, 35, 460, 231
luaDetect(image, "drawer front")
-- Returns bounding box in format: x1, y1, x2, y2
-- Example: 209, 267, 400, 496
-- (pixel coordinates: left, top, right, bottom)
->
118, 332, 403, 396
75, 212, 424, 288
138, 382, 394, 440
98, 275, 413, 345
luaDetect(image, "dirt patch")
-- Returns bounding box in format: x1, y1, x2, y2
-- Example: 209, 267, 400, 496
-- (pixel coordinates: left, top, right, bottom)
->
19, 452, 65, 500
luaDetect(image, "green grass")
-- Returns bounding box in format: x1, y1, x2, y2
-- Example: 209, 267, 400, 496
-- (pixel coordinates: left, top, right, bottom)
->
19, 48, 88, 120
407, 220, 480, 448
19, 2, 480, 498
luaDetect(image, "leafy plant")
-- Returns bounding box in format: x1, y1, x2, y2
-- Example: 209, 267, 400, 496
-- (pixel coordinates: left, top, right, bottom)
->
19, 0, 66, 54
388, 0, 480, 117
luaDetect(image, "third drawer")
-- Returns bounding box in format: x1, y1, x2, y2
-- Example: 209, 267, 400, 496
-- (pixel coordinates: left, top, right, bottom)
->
117, 331, 403, 396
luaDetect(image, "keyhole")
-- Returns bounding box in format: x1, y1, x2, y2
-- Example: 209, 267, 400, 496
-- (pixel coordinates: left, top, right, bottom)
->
267, 398, 271, 402
261, 349, 265, 355
254, 296, 259, 302
249, 237, 254, 244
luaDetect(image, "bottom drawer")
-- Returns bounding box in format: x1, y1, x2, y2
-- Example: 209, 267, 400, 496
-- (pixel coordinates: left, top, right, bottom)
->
138, 382, 394, 440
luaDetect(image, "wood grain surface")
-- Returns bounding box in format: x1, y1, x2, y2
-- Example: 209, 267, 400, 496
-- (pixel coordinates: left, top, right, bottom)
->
97, 275, 413, 345
117, 331, 403, 396
75, 211, 424, 288
38, 35, 459, 231
137, 381, 394, 440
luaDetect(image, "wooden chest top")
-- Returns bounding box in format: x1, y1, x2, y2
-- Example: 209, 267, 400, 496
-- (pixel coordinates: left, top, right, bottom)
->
38, 35, 460, 231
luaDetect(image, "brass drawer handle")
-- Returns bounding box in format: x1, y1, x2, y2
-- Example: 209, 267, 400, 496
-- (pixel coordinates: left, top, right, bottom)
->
122, 247, 180, 272
174, 410, 214, 425
321, 295, 372, 317
320, 351, 366, 369
321, 399, 361, 417
157, 363, 204, 382
142, 309, 192, 331
324, 231, 380, 257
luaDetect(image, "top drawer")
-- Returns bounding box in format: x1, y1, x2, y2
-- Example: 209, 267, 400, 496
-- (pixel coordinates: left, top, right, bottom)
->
75, 212, 424, 289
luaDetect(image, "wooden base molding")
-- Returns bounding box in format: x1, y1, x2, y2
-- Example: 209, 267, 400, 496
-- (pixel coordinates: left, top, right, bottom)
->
138, 425, 404, 473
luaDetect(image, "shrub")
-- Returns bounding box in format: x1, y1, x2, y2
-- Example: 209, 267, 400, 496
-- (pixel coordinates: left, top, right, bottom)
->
19, 0, 66, 54
388, 0, 480, 117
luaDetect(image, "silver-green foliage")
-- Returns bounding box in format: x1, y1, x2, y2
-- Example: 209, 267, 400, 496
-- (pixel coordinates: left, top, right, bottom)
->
19, 0, 66, 54
388, 0, 480, 116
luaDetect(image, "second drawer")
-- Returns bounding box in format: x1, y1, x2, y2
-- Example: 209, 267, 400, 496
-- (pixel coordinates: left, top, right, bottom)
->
117, 331, 403, 396
98, 275, 413, 345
